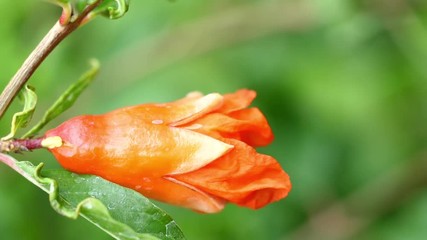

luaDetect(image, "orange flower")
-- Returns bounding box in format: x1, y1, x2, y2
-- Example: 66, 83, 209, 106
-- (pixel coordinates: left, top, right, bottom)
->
46, 89, 291, 213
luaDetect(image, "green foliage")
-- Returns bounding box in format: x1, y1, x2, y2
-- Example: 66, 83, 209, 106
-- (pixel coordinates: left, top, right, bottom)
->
0, 153, 185, 240
92, 0, 130, 19
2, 85, 37, 140
0, 57, 187, 239
49, 0, 129, 22
2, 0, 427, 240
23, 60, 99, 138
0, 55, 186, 239
45, 170, 185, 240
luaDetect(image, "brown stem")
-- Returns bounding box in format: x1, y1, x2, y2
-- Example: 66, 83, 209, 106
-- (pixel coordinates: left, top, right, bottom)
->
14, 138, 44, 151
0, 1, 102, 119
1, 137, 44, 153
0, 135, 63, 153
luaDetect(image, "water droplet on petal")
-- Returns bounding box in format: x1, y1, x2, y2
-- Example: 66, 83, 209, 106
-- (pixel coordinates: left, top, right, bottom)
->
152, 119, 164, 125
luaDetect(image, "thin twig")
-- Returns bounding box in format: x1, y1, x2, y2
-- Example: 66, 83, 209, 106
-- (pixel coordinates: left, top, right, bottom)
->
0, 1, 102, 119
0, 138, 44, 153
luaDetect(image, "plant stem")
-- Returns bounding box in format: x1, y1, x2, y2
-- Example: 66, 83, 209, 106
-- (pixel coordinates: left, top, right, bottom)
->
0, 1, 101, 119
0, 137, 44, 153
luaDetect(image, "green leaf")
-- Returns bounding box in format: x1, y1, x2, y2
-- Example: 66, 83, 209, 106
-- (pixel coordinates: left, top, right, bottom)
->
49, 0, 130, 22
2, 85, 37, 140
23, 59, 100, 138
92, 0, 130, 20
0, 153, 186, 240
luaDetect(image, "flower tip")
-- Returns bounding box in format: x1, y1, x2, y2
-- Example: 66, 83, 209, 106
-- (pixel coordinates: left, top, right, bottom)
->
185, 91, 203, 98
204, 93, 223, 102
201, 93, 224, 110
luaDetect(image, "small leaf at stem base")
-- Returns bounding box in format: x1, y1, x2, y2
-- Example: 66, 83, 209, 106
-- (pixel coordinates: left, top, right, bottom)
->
1, 85, 37, 141
49, 0, 130, 25
23, 59, 100, 138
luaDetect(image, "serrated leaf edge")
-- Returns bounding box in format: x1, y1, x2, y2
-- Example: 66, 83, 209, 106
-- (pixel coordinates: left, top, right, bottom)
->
33, 163, 161, 240
0, 153, 161, 240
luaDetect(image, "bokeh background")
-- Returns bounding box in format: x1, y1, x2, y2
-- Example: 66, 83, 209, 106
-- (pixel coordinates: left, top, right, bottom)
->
1, 0, 427, 239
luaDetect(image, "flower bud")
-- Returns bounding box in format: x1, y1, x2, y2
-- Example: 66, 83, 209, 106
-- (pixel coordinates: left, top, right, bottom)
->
46, 89, 291, 213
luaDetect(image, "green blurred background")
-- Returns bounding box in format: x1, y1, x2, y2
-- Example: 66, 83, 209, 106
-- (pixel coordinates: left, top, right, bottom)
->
1, 0, 427, 239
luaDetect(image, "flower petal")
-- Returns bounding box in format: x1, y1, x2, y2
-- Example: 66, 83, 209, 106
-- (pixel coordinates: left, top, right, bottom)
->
184, 107, 274, 147
228, 108, 274, 146
215, 89, 256, 114
170, 138, 291, 209
117, 176, 226, 213
172, 91, 204, 104
46, 114, 233, 177
113, 93, 224, 126
162, 177, 226, 213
